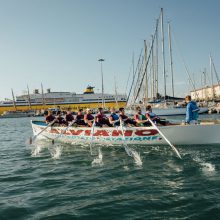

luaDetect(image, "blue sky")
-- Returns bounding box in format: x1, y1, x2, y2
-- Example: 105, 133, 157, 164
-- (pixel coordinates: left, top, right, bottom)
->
0, 0, 220, 100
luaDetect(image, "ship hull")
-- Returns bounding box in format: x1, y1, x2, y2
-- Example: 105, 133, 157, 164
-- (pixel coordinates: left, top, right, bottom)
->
0, 101, 126, 115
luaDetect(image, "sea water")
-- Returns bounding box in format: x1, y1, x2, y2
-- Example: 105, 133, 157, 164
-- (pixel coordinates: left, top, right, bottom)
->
0, 116, 220, 219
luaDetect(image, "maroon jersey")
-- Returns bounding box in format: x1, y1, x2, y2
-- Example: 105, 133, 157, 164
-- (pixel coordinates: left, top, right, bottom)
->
46, 115, 55, 123
96, 113, 107, 122
76, 114, 84, 120
56, 116, 65, 124
84, 113, 94, 121
65, 114, 74, 122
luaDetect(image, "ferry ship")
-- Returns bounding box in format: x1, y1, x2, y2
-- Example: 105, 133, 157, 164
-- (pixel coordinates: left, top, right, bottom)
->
0, 86, 127, 114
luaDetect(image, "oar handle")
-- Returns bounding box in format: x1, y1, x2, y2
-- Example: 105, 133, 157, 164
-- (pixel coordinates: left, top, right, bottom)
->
34, 119, 56, 138
30, 119, 57, 144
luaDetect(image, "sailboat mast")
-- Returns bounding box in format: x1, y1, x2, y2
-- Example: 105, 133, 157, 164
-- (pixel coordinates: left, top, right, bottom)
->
168, 22, 175, 98
211, 57, 220, 84
133, 14, 159, 103
160, 8, 167, 100
41, 83, 46, 108
155, 18, 159, 99
27, 85, 32, 110
98, 58, 105, 108
209, 54, 215, 100
127, 49, 143, 105
114, 76, 119, 108
144, 40, 148, 104
11, 89, 17, 111
203, 69, 207, 100
151, 35, 154, 100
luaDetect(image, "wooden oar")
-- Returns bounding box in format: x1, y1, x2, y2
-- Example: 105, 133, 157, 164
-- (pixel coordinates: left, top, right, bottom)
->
29, 119, 56, 144
146, 116, 182, 159
119, 117, 133, 156
51, 120, 76, 144
89, 119, 96, 155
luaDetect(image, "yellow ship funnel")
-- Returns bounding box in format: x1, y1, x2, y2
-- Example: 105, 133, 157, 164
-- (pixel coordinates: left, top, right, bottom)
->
84, 86, 95, 94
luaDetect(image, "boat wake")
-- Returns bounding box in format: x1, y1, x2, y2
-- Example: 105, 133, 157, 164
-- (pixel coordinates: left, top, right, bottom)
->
143, 145, 173, 157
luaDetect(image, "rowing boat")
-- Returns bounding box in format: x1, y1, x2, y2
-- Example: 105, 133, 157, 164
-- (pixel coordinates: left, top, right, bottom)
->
31, 120, 220, 145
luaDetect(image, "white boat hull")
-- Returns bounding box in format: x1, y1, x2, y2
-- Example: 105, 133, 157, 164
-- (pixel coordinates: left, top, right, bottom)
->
153, 107, 209, 116
31, 120, 220, 146
126, 107, 208, 117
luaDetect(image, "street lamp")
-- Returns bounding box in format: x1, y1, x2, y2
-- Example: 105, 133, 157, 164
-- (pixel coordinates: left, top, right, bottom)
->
98, 58, 105, 108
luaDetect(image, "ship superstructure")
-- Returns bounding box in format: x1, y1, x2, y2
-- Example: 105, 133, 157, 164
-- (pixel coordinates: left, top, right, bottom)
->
0, 86, 127, 114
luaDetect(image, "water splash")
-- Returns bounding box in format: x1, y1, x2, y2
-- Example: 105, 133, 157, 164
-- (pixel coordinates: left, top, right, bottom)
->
151, 146, 160, 152
130, 150, 143, 167
123, 165, 129, 171
120, 141, 143, 167
31, 144, 43, 156
92, 148, 103, 166
201, 162, 215, 172
49, 145, 63, 159
193, 156, 215, 174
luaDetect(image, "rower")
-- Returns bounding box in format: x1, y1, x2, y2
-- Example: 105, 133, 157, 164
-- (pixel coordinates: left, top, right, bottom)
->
119, 107, 137, 127
55, 111, 66, 126
45, 110, 56, 124
84, 108, 94, 127
75, 109, 87, 126
65, 108, 75, 125
109, 107, 120, 126
96, 107, 112, 127
145, 105, 167, 126
134, 106, 150, 126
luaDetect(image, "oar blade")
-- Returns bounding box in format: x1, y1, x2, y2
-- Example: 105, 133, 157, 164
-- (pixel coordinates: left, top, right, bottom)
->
123, 143, 132, 157
89, 120, 96, 155
171, 144, 182, 159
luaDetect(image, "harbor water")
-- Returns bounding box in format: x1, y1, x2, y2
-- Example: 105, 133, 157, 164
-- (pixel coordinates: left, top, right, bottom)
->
0, 116, 220, 220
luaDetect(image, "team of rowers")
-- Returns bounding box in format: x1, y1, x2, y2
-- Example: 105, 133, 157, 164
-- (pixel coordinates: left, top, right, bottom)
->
45, 105, 168, 127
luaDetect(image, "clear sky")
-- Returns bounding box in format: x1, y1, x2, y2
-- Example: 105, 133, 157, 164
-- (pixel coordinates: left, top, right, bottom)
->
0, 0, 220, 100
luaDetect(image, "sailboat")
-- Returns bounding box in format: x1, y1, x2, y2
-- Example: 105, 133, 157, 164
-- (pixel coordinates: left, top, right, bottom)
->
126, 8, 208, 116
0, 88, 35, 118
0, 110, 35, 118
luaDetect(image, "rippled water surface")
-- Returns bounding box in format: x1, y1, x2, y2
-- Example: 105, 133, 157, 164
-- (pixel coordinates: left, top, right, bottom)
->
0, 116, 220, 220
